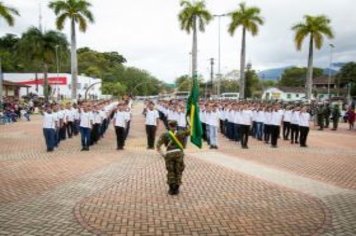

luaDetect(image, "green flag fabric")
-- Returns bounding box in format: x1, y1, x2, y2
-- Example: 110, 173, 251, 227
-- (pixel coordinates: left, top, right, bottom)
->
186, 74, 203, 148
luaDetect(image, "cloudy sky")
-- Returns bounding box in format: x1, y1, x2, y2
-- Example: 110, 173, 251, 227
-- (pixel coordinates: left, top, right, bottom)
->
2, 0, 356, 83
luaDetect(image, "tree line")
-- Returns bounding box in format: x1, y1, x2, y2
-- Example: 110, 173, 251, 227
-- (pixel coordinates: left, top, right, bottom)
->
0, 1, 171, 101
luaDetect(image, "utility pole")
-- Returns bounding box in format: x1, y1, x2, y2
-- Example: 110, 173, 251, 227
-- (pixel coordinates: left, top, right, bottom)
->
39, 2, 43, 32
210, 58, 214, 97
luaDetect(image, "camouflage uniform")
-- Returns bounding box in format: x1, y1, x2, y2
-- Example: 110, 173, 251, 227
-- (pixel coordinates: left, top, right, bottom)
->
317, 106, 325, 130
156, 127, 190, 194
324, 105, 331, 128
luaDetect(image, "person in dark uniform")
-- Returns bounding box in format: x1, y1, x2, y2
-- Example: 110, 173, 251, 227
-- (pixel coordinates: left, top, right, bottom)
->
324, 104, 331, 128
156, 120, 190, 195
317, 105, 324, 130
331, 104, 341, 131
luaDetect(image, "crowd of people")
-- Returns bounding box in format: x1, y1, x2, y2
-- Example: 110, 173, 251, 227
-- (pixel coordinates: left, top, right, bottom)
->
0, 97, 32, 124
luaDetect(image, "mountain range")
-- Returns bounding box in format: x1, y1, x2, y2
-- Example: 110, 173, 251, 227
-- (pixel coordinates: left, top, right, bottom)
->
257, 63, 346, 81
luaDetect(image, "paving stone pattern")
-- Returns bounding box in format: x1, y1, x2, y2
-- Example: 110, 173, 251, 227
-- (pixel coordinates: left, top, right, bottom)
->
0, 103, 355, 235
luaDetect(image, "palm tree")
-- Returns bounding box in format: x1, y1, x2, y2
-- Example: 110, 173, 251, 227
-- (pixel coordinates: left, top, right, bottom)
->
228, 2, 263, 99
0, 1, 19, 26
48, 0, 94, 100
17, 27, 69, 102
292, 15, 334, 99
0, 2, 19, 106
178, 0, 212, 81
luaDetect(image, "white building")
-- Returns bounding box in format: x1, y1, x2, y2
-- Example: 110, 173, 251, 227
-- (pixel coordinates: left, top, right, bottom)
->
4, 73, 103, 99
261, 87, 307, 102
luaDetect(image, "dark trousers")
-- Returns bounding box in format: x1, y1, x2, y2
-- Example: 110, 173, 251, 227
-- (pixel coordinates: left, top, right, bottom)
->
55, 128, 60, 147
219, 119, 224, 134
240, 125, 250, 147
202, 123, 207, 141
80, 127, 91, 148
234, 123, 240, 141
227, 122, 234, 140
59, 124, 67, 140
270, 125, 280, 147
66, 121, 74, 138
299, 126, 309, 146
283, 122, 291, 140
43, 128, 56, 151
115, 126, 126, 149
146, 125, 157, 148
332, 118, 338, 130
91, 123, 100, 145
73, 120, 80, 135
125, 120, 131, 139
256, 122, 264, 140
290, 124, 299, 143
264, 124, 271, 143
251, 121, 257, 137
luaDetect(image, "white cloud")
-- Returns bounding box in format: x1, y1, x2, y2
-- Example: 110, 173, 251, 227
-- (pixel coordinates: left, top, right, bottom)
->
1, 0, 356, 83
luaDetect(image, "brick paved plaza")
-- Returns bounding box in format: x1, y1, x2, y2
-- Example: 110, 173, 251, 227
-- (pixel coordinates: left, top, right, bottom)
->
1, 103, 356, 235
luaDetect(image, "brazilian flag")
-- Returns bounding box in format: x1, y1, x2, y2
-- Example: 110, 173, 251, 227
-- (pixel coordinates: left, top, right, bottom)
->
186, 74, 203, 148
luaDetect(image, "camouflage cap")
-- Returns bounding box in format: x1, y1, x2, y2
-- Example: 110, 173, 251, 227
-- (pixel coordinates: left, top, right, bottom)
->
168, 120, 178, 127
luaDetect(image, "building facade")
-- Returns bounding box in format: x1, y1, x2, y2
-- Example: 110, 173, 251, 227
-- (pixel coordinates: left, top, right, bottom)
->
261, 87, 307, 102
3, 73, 102, 100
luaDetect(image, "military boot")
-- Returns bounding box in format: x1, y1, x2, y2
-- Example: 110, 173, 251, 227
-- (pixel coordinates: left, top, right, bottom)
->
168, 184, 175, 195
173, 184, 180, 195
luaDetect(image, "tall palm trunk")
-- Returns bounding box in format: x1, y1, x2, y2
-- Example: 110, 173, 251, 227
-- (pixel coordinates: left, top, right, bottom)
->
192, 16, 198, 80
306, 35, 314, 100
43, 63, 49, 102
70, 18, 78, 101
239, 27, 246, 100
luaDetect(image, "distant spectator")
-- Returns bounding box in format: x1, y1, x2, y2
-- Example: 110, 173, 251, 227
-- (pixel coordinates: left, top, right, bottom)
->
346, 107, 355, 130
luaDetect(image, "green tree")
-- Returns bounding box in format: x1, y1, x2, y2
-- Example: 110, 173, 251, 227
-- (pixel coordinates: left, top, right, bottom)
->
337, 62, 356, 96
0, 34, 20, 71
245, 69, 260, 98
279, 67, 323, 87
0, 1, 19, 26
219, 78, 239, 93
17, 27, 69, 101
178, 0, 212, 82
49, 0, 94, 100
175, 75, 191, 91
228, 2, 264, 99
102, 82, 126, 97
292, 15, 334, 99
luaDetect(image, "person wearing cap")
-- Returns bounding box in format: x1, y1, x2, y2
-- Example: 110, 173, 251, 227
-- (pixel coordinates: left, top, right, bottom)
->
156, 120, 190, 195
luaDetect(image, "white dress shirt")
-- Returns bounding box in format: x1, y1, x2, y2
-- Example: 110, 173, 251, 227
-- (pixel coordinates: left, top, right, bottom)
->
283, 110, 292, 122
240, 110, 253, 126
80, 112, 93, 128
114, 111, 128, 128
145, 109, 159, 126
43, 112, 56, 129
291, 111, 300, 125
299, 112, 310, 127
271, 110, 284, 126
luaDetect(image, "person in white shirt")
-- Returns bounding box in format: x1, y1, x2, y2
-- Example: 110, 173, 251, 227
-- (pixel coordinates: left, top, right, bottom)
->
42, 107, 57, 152
240, 104, 253, 149
207, 105, 219, 149
290, 107, 301, 144
113, 103, 129, 150
79, 105, 94, 151
145, 102, 160, 149
270, 104, 284, 148
91, 105, 102, 145
66, 104, 75, 138
283, 106, 292, 140
264, 107, 272, 144
255, 106, 265, 141
299, 107, 311, 147
58, 105, 67, 141
72, 104, 80, 136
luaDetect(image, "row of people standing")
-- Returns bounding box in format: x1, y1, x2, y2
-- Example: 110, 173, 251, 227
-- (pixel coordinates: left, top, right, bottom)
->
200, 102, 311, 149
42, 100, 117, 152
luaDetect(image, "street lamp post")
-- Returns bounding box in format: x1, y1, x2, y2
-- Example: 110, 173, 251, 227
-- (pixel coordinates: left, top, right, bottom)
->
327, 43, 335, 100
213, 14, 228, 96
